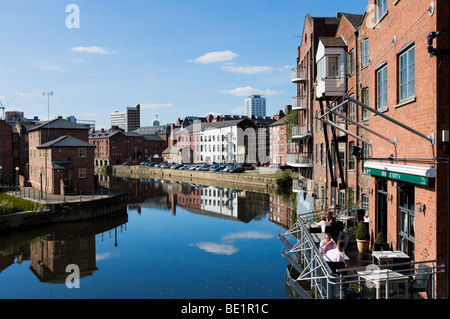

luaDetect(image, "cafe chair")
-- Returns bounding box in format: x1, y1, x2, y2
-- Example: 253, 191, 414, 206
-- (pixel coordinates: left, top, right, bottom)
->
409, 264, 432, 299
343, 235, 350, 253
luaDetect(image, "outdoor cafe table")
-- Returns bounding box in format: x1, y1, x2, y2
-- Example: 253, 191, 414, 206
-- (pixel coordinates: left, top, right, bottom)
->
357, 268, 409, 299
372, 250, 411, 265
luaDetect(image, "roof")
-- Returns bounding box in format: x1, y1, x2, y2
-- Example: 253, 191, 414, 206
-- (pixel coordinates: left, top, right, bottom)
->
52, 161, 73, 170
270, 117, 287, 127
319, 37, 347, 47
37, 135, 94, 149
340, 13, 364, 29
134, 125, 169, 135
28, 118, 90, 132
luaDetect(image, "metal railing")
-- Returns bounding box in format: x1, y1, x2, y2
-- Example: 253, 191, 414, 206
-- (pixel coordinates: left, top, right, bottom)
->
291, 125, 309, 139
286, 153, 313, 167
292, 96, 307, 110
279, 215, 446, 299
291, 67, 307, 82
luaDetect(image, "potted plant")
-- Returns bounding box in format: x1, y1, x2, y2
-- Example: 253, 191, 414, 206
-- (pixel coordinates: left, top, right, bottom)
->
355, 221, 370, 253
372, 232, 387, 251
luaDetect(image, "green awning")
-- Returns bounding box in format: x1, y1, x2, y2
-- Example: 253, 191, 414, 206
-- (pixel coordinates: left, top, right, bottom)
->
364, 162, 435, 186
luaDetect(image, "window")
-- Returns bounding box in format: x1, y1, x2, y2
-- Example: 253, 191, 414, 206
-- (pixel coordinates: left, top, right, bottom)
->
363, 142, 370, 163
399, 46, 415, 102
361, 39, 369, 68
78, 148, 86, 158
79, 168, 87, 179
362, 87, 369, 120
348, 142, 355, 170
349, 97, 355, 121
347, 50, 354, 75
328, 56, 339, 77
320, 143, 325, 166
339, 190, 346, 207
377, 65, 388, 111
376, 0, 387, 22
398, 183, 415, 259
331, 186, 336, 207
362, 194, 369, 213
317, 57, 325, 80
315, 144, 319, 165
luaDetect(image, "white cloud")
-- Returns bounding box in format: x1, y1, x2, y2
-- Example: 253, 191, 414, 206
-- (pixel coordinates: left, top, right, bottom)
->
221, 86, 283, 97
71, 46, 115, 54
190, 50, 239, 64
140, 103, 173, 109
192, 242, 239, 255
38, 62, 66, 72
221, 65, 275, 74
222, 231, 273, 241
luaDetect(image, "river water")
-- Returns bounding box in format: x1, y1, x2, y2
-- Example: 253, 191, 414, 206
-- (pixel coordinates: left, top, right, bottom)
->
0, 177, 294, 299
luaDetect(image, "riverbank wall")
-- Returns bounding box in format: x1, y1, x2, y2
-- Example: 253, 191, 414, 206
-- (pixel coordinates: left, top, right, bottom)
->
0, 193, 128, 232
110, 165, 283, 193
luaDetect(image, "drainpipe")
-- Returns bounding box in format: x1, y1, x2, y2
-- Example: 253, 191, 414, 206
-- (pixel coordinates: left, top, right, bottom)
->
355, 28, 360, 201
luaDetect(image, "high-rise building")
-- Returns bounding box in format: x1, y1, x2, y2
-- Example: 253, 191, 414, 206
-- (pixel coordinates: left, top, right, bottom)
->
110, 104, 140, 132
245, 95, 266, 117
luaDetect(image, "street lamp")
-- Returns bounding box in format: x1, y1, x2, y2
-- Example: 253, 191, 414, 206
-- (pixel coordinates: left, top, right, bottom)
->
15, 167, 19, 193
0, 165, 2, 182
39, 169, 43, 200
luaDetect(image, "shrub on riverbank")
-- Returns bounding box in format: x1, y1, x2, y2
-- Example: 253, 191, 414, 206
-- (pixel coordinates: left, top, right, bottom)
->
0, 194, 41, 215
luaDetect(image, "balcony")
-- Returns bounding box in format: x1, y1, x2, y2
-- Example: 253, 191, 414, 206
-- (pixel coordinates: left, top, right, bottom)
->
286, 152, 313, 168
291, 125, 310, 140
293, 178, 314, 193
291, 67, 307, 83
292, 96, 307, 110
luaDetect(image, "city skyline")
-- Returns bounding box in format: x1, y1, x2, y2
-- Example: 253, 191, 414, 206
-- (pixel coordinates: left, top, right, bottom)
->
0, 0, 367, 129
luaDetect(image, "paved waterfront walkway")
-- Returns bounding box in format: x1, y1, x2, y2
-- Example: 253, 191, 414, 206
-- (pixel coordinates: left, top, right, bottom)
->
6, 186, 122, 205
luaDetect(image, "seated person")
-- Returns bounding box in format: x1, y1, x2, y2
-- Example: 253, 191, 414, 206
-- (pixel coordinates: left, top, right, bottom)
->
319, 233, 336, 254
323, 211, 336, 225
324, 240, 347, 267
314, 219, 330, 233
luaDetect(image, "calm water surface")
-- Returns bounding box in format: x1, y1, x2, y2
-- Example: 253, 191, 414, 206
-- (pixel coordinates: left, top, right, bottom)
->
0, 178, 294, 299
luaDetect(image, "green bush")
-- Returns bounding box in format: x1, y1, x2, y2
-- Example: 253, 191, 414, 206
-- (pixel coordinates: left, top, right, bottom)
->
355, 221, 370, 240
372, 232, 387, 250
0, 193, 42, 215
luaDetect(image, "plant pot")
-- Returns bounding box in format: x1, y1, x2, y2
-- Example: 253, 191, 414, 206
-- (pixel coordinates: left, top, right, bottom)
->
356, 239, 370, 253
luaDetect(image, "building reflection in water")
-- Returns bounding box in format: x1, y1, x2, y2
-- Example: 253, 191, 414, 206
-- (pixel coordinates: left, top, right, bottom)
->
0, 212, 128, 286
1, 176, 296, 288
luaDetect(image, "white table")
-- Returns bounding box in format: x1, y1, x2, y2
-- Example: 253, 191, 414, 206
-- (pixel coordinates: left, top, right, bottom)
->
358, 269, 409, 299
336, 215, 356, 230
372, 250, 411, 265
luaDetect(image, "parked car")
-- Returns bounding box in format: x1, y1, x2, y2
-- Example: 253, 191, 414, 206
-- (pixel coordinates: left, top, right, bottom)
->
229, 166, 245, 173
239, 163, 255, 170
189, 164, 200, 170
222, 164, 235, 172
171, 164, 183, 169
196, 164, 210, 171
180, 164, 192, 170
147, 162, 155, 167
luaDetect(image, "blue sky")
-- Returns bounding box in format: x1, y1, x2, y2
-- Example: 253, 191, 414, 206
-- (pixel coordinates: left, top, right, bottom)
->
0, 0, 367, 129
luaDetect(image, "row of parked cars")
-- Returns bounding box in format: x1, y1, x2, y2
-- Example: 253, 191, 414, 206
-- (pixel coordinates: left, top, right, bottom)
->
139, 161, 255, 173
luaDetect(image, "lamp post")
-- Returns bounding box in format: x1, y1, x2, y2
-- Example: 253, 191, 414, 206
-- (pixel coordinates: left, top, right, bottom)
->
15, 167, 19, 194
0, 165, 2, 182
39, 169, 43, 200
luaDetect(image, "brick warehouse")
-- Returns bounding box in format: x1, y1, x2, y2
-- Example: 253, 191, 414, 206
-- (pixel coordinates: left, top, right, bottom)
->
0, 120, 14, 184
291, 0, 449, 298
361, 0, 449, 298
28, 117, 95, 195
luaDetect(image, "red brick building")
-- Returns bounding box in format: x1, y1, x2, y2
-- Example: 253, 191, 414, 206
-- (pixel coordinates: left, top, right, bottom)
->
0, 120, 14, 184
89, 129, 166, 166
292, 0, 449, 298
28, 117, 95, 195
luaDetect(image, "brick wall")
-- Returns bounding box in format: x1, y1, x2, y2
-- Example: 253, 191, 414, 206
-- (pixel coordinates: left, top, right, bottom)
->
0, 121, 13, 184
